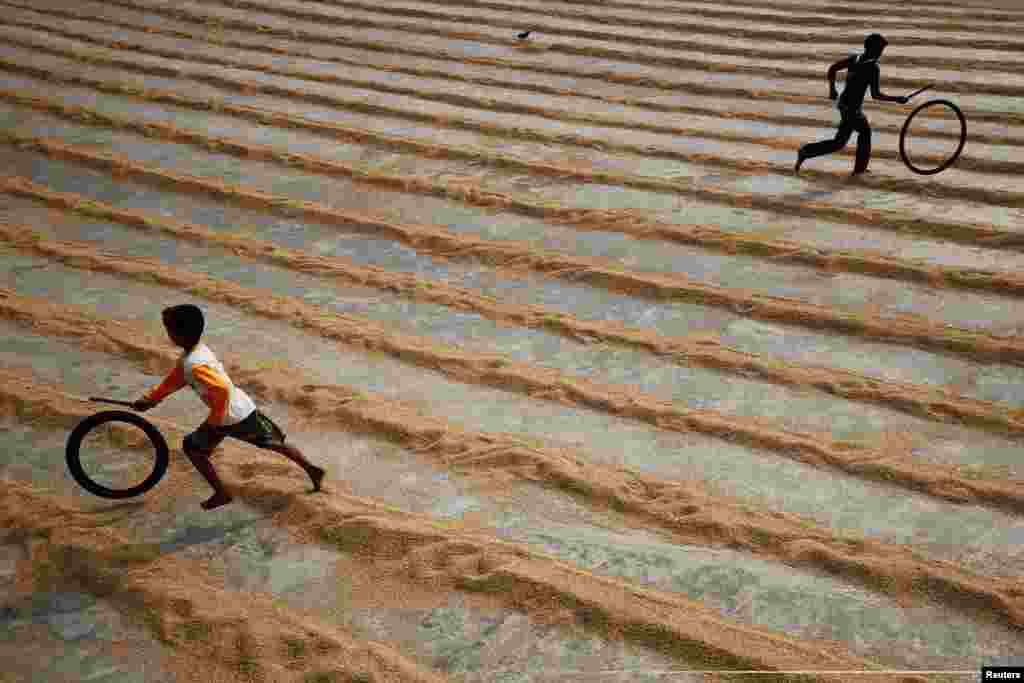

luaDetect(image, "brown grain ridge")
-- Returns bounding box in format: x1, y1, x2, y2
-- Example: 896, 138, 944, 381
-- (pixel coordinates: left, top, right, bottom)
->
58, 0, 1024, 127
8, 0, 1024, 144
162, 0, 1024, 67
8, 174, 1024, 443
429, 0, 1024, 35
5, 41, 1017, 211
619, 0, 1024, 23
4, 63, 1024, 259
6, 126, 1024, 370
4, 17, 1017, 178
308, 0, 1024, 62
0, 484, 448, 683
4, 227, 1024, 519
3, 58, 1024, 290
1, 307, 1021, 642
0, 376, 916, 683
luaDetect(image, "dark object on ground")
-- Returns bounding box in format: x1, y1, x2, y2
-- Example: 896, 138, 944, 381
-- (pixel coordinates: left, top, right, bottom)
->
66, 410, 170, 499
517, 31, 532, 39
899, 99, 966, 175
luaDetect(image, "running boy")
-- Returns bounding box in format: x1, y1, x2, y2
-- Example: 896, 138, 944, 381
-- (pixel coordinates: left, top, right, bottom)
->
133, 304, 324, 510
795, 33, 908, 176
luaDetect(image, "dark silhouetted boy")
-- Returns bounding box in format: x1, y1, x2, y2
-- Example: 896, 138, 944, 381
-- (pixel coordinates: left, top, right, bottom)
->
796, 33, 908, 176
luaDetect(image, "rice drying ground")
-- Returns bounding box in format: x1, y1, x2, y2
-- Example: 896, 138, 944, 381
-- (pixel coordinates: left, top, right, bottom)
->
2, 0, 1024, 680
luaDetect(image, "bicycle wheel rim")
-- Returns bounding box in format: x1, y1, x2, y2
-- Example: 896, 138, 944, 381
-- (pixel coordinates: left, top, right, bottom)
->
66, 410, 170, 499
899, 99, 966, 176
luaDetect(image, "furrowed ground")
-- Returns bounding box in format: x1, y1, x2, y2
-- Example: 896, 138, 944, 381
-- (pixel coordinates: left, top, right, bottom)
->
1, 0, 1023, 681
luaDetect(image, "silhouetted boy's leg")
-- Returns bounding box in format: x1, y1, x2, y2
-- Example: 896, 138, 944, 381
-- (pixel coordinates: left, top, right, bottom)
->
851, 113, 872, 175
797, 113, 855, 173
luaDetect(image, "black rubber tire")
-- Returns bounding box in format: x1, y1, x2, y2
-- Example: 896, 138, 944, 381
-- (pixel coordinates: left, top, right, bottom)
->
899, 99, 967, 176
66, 411, 169, 499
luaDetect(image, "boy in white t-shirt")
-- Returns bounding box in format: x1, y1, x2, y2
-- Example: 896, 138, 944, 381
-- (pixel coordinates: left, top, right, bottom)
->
134, 304, 324, 510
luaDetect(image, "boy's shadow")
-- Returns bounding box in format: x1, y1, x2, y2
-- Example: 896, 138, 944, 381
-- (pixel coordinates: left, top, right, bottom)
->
155, 518, 257, 555
76, 499, 271, 559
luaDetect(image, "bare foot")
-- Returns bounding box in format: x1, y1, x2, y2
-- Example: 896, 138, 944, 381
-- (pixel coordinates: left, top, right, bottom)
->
201, 493, 233, 510
307, 466, 325, 492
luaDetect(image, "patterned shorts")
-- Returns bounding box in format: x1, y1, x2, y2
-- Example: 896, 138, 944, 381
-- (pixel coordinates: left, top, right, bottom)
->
184, 410, 286, 456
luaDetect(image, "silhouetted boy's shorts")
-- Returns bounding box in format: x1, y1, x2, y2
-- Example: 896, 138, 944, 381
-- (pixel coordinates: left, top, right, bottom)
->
184, 410, 286, 455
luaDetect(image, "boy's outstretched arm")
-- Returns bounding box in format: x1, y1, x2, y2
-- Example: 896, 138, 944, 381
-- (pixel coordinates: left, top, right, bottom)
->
870, 69, 909, 104
827, 56, 854, 100
135, 363, 185, 411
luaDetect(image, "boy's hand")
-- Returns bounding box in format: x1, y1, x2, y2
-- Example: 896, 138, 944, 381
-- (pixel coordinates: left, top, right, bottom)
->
133, 398, 157, 412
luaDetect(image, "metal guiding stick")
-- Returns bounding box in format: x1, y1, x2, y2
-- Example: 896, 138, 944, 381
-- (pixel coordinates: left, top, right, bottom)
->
906, 84, 934, 100
88, 397, 138, 408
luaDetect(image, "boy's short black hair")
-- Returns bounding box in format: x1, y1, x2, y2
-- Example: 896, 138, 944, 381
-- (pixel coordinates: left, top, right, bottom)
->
864, 33, 888, 54
162, 304, 204, 348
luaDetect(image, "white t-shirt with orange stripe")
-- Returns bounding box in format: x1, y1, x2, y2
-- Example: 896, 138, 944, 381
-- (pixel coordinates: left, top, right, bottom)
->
144, 343, 256, 427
